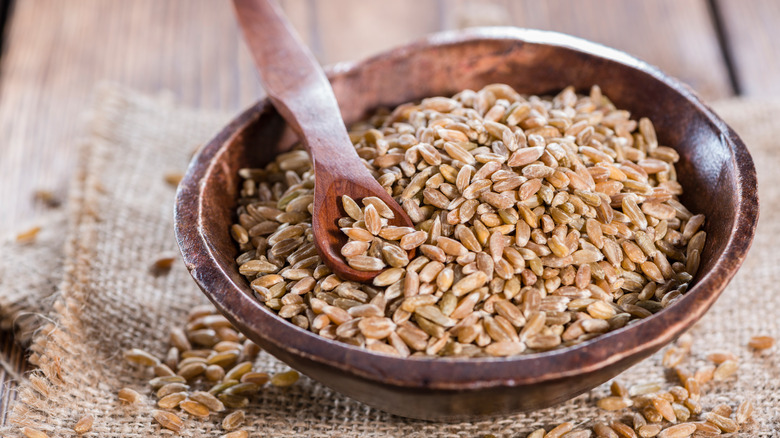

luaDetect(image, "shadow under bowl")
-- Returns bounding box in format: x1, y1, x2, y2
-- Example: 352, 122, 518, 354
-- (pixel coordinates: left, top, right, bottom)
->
174, 28, 758, 421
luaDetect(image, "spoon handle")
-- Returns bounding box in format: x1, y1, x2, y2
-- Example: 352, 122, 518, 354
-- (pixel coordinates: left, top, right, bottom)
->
233, 0, 362, 174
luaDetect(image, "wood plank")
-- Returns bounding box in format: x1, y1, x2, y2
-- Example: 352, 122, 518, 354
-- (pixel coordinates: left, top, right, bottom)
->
305, 0, 441, 64
0, 0, 263, 232
279, 0, 316, 54
714, 0, 780, 96
440, 0, 733, 101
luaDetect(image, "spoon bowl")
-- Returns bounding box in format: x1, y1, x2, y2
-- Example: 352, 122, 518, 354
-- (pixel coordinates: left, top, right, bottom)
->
175, 28, 758, 420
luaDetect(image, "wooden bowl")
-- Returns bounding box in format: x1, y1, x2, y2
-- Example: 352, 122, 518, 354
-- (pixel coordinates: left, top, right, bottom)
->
175, 28, 758, 421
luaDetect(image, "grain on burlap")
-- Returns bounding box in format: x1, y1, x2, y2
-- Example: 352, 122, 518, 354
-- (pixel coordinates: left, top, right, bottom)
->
0, 213, 67, 344
0, 86, 777, 436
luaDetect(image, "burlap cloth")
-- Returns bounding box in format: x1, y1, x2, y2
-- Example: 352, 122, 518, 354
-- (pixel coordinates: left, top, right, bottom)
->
0, 85, 777, 436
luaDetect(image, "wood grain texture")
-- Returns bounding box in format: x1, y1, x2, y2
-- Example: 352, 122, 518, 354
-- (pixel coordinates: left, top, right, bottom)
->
0, 0, 263, 231
440, 0, 734, 101
306, 0, 441, 63
715, 0, 780, 96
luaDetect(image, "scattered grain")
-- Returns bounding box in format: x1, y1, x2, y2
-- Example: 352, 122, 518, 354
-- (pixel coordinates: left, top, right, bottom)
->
73, 414, 94, 434
117, 387, 143, 404
657, 423, 696, 438
748, 335, 774, 350
736, 400, 753, 424
22, 427, 49, 438
270, 370, 300, 387
152, 409, 184, 433
150, 254, 176, 275
712, 360, 738, 381
180, 399, 211, 418
15, 226, 41, 243
158, 391, 187, 409
164, 171, 185, 187
123, 348, 160, 366
222, 410, 246, 431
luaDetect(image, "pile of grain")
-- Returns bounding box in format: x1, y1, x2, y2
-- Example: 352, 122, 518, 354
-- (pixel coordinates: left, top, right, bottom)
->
232, 84, 706, 358
121, 305, 299, 436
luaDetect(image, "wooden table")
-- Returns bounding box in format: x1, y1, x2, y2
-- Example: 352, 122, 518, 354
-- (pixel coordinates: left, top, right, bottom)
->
1, 0, 778, 425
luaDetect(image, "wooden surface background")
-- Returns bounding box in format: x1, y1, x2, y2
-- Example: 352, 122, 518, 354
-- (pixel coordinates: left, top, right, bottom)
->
1, 0, 779, 426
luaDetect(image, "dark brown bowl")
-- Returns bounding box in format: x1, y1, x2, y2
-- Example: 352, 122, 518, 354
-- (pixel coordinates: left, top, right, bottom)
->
174, 28, 758, 421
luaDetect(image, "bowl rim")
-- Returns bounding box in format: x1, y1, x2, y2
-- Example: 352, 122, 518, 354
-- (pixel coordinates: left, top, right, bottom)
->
175, 27, 759, 390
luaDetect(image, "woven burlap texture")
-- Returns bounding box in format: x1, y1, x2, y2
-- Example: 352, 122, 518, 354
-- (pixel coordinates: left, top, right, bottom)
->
1, 86, 777, 436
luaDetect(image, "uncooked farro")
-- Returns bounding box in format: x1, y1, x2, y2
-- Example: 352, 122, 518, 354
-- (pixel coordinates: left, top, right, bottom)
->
21, 428, 49, 438
72, 414, 94, 434
747, 335, 774, 350
117, 387, 143, 404
222, 409, 246, 431
221, 431, 250, 438
152, 410, 184, 433
232, 84, 707, 359
119, 304, 298, 436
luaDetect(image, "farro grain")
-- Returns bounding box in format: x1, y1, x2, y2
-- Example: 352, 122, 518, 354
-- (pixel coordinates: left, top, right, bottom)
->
609, 421, 637, 438
657, 423, 696, 438
561, 431, 592, 438
15, 226, 42, 243
157, 392, 187, 409
692, 422, 720, 437
736, 400, 753, 424
545, 422, 574, 438
21, 428, 49, 438
150, 254, 176, 275
637, 424, 661, 438
704, 412, 738, 433
693, 364, 715, 384
149, 375, 185, 389
72, 414, 94, 434
152, 410, 184, 432
593, 423, 619, 438
241, 371, 270, 386
180, 399, 211, 418
270, 370, 300, 387
190, 390, 226, 412
117, 387, 143, 404
706, 350, 737, 364
157, 382, 189, 398
711, 403, 731, 417
652, 396, 677, 422
748, 335, 774, 350
222, 410, 246, 431
713, 360, 738, 380
597, 396, 633, 411
178, 362, 207, 380
123, 348, 160, 366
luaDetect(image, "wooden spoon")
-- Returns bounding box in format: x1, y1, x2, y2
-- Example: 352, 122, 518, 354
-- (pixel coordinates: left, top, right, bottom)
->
232, 0, 414, 282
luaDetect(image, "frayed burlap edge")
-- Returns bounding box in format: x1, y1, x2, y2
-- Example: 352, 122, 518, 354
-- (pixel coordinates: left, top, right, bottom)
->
2, 84, 123, 434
